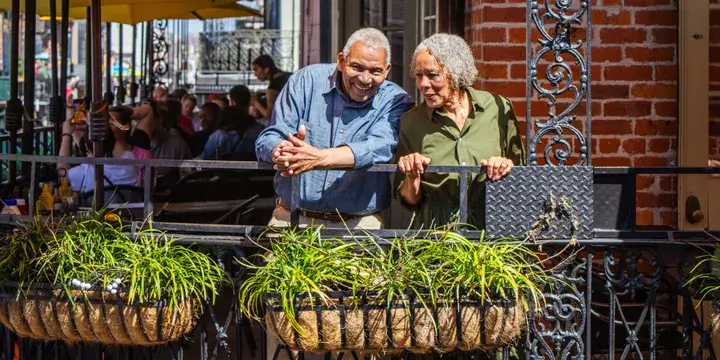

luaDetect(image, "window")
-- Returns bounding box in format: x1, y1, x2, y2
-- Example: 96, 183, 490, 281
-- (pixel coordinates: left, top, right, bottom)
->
361, 0, 404, 84
419, 0, 438, 40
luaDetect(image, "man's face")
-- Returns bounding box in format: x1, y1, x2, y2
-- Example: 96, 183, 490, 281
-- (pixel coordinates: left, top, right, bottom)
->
253, 64, 269, 81
336, 42, 390, 103
198, 108, 215, 129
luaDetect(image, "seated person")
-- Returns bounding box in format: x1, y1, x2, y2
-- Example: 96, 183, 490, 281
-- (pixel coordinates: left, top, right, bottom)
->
149, 100, 193, 188
189, 102, 221, 157
57, 106, 148, 193
197, 105, 264, 160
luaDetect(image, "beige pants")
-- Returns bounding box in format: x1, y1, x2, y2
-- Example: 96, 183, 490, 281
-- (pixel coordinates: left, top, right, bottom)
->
266, 205, 383, 360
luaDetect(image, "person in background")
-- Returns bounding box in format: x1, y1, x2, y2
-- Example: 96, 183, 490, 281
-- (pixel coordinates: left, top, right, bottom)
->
181, 94, 202, 132
251, 55, 291, 118
197, 102, 263, 161
149, 99, 193, 188
249, 92, 269, 127
57, 106, 147, 193
152, 86, 167, 102
189, 102, 222, 157
394, 33, 524, 231
209, 94, 229, 109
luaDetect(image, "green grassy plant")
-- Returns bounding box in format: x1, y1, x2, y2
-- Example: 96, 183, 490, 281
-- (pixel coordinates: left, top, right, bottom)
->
0, 210, 228, 308
237, 226, 551, 337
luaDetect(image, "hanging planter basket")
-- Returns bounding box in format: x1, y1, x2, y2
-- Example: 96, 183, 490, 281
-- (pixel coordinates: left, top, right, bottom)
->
264, 290, 526, 354
0, 284, 200, 346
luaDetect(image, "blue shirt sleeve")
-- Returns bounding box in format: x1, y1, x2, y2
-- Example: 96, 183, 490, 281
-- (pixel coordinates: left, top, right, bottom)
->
254, 71, 307, 163
198, 130, 224, 160
341, 91, 415, 169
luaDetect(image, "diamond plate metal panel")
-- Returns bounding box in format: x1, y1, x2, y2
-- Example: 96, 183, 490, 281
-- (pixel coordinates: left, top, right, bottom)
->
485, 166, 593, 240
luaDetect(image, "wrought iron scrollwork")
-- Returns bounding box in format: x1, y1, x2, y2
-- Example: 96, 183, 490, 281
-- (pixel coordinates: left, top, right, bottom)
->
602, 248, 661, 359
152, 20, 169, 89
527, 0, 591, 166
528, 247, 587, 360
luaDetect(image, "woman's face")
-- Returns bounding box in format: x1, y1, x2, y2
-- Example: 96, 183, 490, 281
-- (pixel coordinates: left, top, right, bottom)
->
413, 50, 453, 109
181, 99, 195, 117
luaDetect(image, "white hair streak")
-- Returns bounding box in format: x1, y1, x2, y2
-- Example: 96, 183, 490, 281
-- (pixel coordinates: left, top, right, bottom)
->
342, 27, 392, 66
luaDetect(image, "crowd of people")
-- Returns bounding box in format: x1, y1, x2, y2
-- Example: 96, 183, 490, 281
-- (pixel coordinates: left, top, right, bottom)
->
56, 55, 291, 193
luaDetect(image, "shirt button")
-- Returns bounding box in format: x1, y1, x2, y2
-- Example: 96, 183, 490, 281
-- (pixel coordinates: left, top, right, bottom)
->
339, 129, 345, 134
461, 162, 467, 166
458, 138, 463, 142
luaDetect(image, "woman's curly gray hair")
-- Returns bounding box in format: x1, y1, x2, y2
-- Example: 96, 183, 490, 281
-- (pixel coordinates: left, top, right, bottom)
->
410, 33, 478, 90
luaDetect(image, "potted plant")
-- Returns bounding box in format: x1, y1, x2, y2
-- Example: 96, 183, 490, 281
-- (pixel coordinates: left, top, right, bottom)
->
686, 246, 720, 337
0, 210, 229, 346
238, 227, 551, 354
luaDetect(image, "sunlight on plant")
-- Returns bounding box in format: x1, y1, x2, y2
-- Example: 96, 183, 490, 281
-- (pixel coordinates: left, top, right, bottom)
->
0, 210, 229, 309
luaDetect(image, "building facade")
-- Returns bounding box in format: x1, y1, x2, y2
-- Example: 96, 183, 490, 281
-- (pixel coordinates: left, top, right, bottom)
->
300, 0, 720, 231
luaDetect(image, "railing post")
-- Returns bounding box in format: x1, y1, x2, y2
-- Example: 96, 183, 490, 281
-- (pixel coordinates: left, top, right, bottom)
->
526, 0, 591, 167
525, 0, 592, 359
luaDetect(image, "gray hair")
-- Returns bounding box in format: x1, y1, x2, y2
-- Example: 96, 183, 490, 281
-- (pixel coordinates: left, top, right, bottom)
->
342, 27, 391, 66
410, 33, 478, 90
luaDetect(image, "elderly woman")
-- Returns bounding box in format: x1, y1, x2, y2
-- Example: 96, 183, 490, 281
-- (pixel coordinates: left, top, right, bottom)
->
395, 33, 526, 230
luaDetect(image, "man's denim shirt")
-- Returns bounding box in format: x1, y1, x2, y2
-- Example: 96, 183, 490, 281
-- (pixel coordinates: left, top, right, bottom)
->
255, 63, 415, 215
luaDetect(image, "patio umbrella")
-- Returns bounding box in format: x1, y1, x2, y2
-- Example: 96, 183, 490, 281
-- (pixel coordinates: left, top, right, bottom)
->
64, 0, 261, 24
0, 0, 253, 16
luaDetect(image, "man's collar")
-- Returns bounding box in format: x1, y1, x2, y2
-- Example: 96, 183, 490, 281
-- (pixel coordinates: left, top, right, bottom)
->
323, 68, 378, 109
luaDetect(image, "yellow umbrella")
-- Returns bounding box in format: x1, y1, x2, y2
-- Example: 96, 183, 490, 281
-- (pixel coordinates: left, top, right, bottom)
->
62, 0, 261, 25
161, 3, 262, 21
0, 0, 257, 17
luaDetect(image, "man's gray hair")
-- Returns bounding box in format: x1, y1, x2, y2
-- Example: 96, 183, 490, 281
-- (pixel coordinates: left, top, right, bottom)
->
410, 33, 478, 90
342, 28, 391, 66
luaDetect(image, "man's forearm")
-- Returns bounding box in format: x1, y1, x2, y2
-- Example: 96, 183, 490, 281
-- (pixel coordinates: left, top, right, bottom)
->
57, 135, 73, 171
318, 146, 355, 169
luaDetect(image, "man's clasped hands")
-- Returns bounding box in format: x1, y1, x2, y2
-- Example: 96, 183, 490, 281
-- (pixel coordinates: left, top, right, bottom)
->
271, 125, 327, 177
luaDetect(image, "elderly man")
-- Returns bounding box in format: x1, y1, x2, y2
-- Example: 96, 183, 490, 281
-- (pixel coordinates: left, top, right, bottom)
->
255, 27, 414, 230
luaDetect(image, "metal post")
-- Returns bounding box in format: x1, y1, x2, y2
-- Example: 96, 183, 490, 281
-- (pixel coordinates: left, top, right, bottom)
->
118, 23, 123, 104
50, 0, 60, 155
131, 25, 136, 105
21, 0, 36, 182
104, 22, 113, 104
90, 0, 105, 210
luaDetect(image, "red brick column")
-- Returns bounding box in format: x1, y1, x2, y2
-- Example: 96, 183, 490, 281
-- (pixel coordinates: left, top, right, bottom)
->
464, 0, 720, 227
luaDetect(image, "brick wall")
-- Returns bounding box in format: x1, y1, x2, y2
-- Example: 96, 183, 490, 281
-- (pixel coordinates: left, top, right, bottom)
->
466, 0, 720, 227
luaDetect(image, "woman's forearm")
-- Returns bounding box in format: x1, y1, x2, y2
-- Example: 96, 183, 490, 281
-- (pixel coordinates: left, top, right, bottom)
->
399, 176, 423, 205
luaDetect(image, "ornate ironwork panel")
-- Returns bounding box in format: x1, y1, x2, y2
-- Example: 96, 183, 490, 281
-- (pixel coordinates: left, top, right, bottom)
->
485, 166, 593, 240
199, 29, 299, 73
526, 0, 592, 166
151, 20, 169, 89
528, 247, 589, 360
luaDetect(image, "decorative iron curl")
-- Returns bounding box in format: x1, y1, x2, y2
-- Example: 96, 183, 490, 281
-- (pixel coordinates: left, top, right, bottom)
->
152, 20, 169, 89
603, 247, 661, 300
527, 0, 591, 166
527, 248, 586, 360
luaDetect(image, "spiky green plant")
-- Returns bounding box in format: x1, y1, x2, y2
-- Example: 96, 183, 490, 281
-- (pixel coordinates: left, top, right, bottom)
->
237, 227, 369, 335
686, 246, 720, 304
414, 230, 549, 311
0, 210, 229, 309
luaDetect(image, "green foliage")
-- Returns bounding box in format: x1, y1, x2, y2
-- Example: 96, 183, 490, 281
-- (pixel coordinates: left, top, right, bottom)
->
237, 226, 551, 336
0, 210, 228, 308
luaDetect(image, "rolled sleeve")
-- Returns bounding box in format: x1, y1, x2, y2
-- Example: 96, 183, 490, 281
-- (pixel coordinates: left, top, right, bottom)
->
341, 92, 414, 169
254, 72, 307, 163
